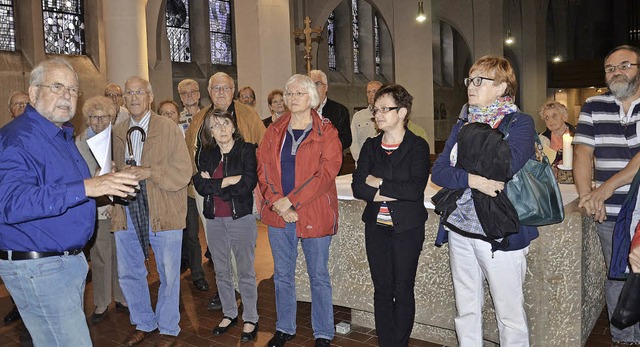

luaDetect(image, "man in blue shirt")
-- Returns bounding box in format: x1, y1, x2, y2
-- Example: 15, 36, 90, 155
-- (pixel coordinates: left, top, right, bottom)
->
0, 58, 139, 346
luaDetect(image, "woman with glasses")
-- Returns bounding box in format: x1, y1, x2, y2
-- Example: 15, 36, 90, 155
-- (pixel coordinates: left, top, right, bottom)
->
192, 108, 260, 341
257, 74, 342, 347
75, 96, 128, 325
263, 89, 288, 128
431, 56, 537, 346
351, 84, 430, 347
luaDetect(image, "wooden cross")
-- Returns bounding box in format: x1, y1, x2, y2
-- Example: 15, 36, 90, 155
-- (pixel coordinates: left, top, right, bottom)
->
293, 16, 323, 73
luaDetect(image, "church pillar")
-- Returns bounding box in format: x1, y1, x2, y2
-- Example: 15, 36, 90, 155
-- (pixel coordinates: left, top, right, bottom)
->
102, 0, 149, 86
393, 0, 434, 153
519, 1, 548, 128
234, 0, 294, 119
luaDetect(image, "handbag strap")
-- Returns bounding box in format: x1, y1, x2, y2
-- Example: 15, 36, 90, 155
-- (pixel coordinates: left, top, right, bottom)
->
503, 113, 551, 166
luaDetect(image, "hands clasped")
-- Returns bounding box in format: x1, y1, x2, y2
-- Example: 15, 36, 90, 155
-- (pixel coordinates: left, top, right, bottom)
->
273, 197, 298, 223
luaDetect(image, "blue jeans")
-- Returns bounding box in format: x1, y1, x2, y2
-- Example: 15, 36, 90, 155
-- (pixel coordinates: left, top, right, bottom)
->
0, 253, 92, 346
268, 223, 334, 340
114, 209, 183, 336
597, 221, 640, 343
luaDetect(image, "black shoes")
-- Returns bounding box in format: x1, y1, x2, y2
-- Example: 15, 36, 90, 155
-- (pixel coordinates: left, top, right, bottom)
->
240, 321, 259, 341
115, 301, 129, 313
267, 331, 296, 347
193, 278, 209, 291
315, 338, 331, 347
90, 307, 109, 324
3, 305, 21, 324
212, 316, 237, 335
207, 292, 222, 310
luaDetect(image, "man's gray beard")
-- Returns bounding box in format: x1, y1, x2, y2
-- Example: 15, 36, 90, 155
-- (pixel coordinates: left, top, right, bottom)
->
609, 73, 640, 100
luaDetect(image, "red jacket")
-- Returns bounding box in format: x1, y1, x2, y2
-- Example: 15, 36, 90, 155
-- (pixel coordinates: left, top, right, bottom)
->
257, 110, 342, 238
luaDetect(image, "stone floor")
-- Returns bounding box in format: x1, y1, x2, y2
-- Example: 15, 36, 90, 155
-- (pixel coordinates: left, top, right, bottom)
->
0, 221, 617, 346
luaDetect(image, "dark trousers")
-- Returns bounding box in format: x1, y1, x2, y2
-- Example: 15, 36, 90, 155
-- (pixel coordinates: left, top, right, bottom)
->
365, 223, 425, 347
182, 196, 204, 280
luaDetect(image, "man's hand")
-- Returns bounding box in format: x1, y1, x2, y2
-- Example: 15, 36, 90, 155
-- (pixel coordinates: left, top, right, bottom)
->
280, 208, 299, 223
578, 183, 613, 223
120, 165, 151, 181
273, 197, 293, 216
84, 172, 139, 198
468, 174, 504, 197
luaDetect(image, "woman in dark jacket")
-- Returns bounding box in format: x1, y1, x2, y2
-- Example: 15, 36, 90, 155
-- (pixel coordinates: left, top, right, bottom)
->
192, 108, 259, 342
431, 56, 537, 346
351, 84, 430, 347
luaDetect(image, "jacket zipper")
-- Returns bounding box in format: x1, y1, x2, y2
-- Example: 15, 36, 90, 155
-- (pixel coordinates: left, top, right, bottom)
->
224, 154, 237, 217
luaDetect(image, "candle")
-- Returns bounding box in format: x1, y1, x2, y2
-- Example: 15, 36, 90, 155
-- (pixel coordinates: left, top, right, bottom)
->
562, 133, 573, 169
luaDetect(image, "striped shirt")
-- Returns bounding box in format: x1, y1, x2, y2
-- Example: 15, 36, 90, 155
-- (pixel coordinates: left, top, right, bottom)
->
573, 93, 640, 219
376, 141, 400, 226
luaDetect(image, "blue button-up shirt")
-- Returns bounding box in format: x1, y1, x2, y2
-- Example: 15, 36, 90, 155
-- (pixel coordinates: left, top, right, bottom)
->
0, 105, 95, 252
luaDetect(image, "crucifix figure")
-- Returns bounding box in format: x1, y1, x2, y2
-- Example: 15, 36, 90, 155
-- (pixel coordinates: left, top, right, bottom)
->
294, 16, 323, 73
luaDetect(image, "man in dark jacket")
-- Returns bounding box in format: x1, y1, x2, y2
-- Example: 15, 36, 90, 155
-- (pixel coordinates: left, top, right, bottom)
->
309, 69, 352, 150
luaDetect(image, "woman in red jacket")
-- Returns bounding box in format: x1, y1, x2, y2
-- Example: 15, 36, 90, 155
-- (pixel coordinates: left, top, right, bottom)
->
257, 74, 342, 347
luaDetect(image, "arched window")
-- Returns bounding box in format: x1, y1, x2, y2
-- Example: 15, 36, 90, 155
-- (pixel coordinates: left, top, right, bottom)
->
208, 0, 232, 65
0, 0, 15, 51
166, 0, 191, 62
351, 0, 359, 74
42, 0, 85, 55
327, 11, 336, 71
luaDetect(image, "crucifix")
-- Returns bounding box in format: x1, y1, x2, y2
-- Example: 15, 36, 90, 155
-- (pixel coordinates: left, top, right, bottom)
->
294, 16, 323, 73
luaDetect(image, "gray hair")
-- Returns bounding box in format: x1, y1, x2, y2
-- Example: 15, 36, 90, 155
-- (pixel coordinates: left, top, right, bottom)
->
284, 74, 320, 109
29, 58, 78, 86
82, 95, 117, 121
178, 78, 199, 92
124, 76, 153, 94
7, 90, 28, 108
309, 69, 328, 85
208, 72, 234, 89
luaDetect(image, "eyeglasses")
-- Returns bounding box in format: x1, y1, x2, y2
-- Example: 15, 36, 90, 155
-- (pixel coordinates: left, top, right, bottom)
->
285, 92, 308, 98
37, 83, 82, 97
123, 90, 148, 98
604, 61, 639, 74
10, 102, 28, 108
314, 81, 326, 87
210, 85, 232, 93
105, 93, 122, 98
463, 77, 495, 87
211, 122, 231, 130
89, 115, 111, 123
239, 94, 254, 100
372, 106, 400, 116
179, 90, 199, 97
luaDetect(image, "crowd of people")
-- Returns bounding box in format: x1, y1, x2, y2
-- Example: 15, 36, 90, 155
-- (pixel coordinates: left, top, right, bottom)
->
0, 44, 639, 347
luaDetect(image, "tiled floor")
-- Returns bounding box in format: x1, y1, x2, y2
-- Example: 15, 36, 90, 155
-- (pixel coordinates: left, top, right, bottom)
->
0, 221, 616, 346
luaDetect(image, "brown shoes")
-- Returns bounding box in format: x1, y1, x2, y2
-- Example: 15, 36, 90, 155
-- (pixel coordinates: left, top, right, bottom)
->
124, 329, 155, 346
155, 334, 177, 347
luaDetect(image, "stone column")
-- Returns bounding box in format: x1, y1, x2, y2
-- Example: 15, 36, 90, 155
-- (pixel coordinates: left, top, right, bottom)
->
234, 0, 295, 119
102, 0, 149, 86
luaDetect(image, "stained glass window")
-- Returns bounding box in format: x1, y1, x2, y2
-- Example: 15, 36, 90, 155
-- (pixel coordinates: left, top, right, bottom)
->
374, 15, 381, 75
42, 0, 85, 55
327, 12, 336, 71
166, 0, 191, 62
208, 0, 232, 65
0, 0, 15, 51
351, 0, 359, 74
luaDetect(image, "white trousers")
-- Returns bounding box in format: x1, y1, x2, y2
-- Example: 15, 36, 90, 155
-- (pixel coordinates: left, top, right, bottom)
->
448, 231, 530, 347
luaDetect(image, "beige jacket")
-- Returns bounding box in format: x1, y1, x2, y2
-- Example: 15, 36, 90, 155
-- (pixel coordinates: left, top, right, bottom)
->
111, 113, 192, 232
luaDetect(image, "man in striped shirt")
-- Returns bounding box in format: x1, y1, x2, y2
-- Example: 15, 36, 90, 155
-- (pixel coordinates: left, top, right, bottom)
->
574, 45, 640, 345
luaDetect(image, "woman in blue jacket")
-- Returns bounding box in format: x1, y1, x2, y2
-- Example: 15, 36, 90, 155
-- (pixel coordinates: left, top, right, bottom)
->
431, 56, 537, 346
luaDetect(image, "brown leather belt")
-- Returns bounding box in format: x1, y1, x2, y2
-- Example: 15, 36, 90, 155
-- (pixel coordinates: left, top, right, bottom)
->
0, 249, 83, 260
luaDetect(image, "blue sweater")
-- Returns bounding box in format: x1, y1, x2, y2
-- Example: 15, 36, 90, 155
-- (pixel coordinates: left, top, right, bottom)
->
431, 109, 539, 251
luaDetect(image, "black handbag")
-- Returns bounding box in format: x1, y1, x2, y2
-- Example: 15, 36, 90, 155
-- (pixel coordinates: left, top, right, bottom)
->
504, 119, 565, 226
611, 273, 640, 329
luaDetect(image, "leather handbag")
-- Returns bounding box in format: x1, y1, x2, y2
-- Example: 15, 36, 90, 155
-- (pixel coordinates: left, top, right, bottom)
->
611, 273, 640, 329
504, 120, 564, 226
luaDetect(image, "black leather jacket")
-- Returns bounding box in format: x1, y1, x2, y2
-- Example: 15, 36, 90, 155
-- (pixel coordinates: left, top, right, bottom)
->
193, 140, 257, 220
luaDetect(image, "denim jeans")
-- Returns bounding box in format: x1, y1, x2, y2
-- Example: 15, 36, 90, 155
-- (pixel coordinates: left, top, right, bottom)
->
0, 253, 92, 346
114, 208, 183, 336
597, 221, 640, 343
268, 223, 334, 340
